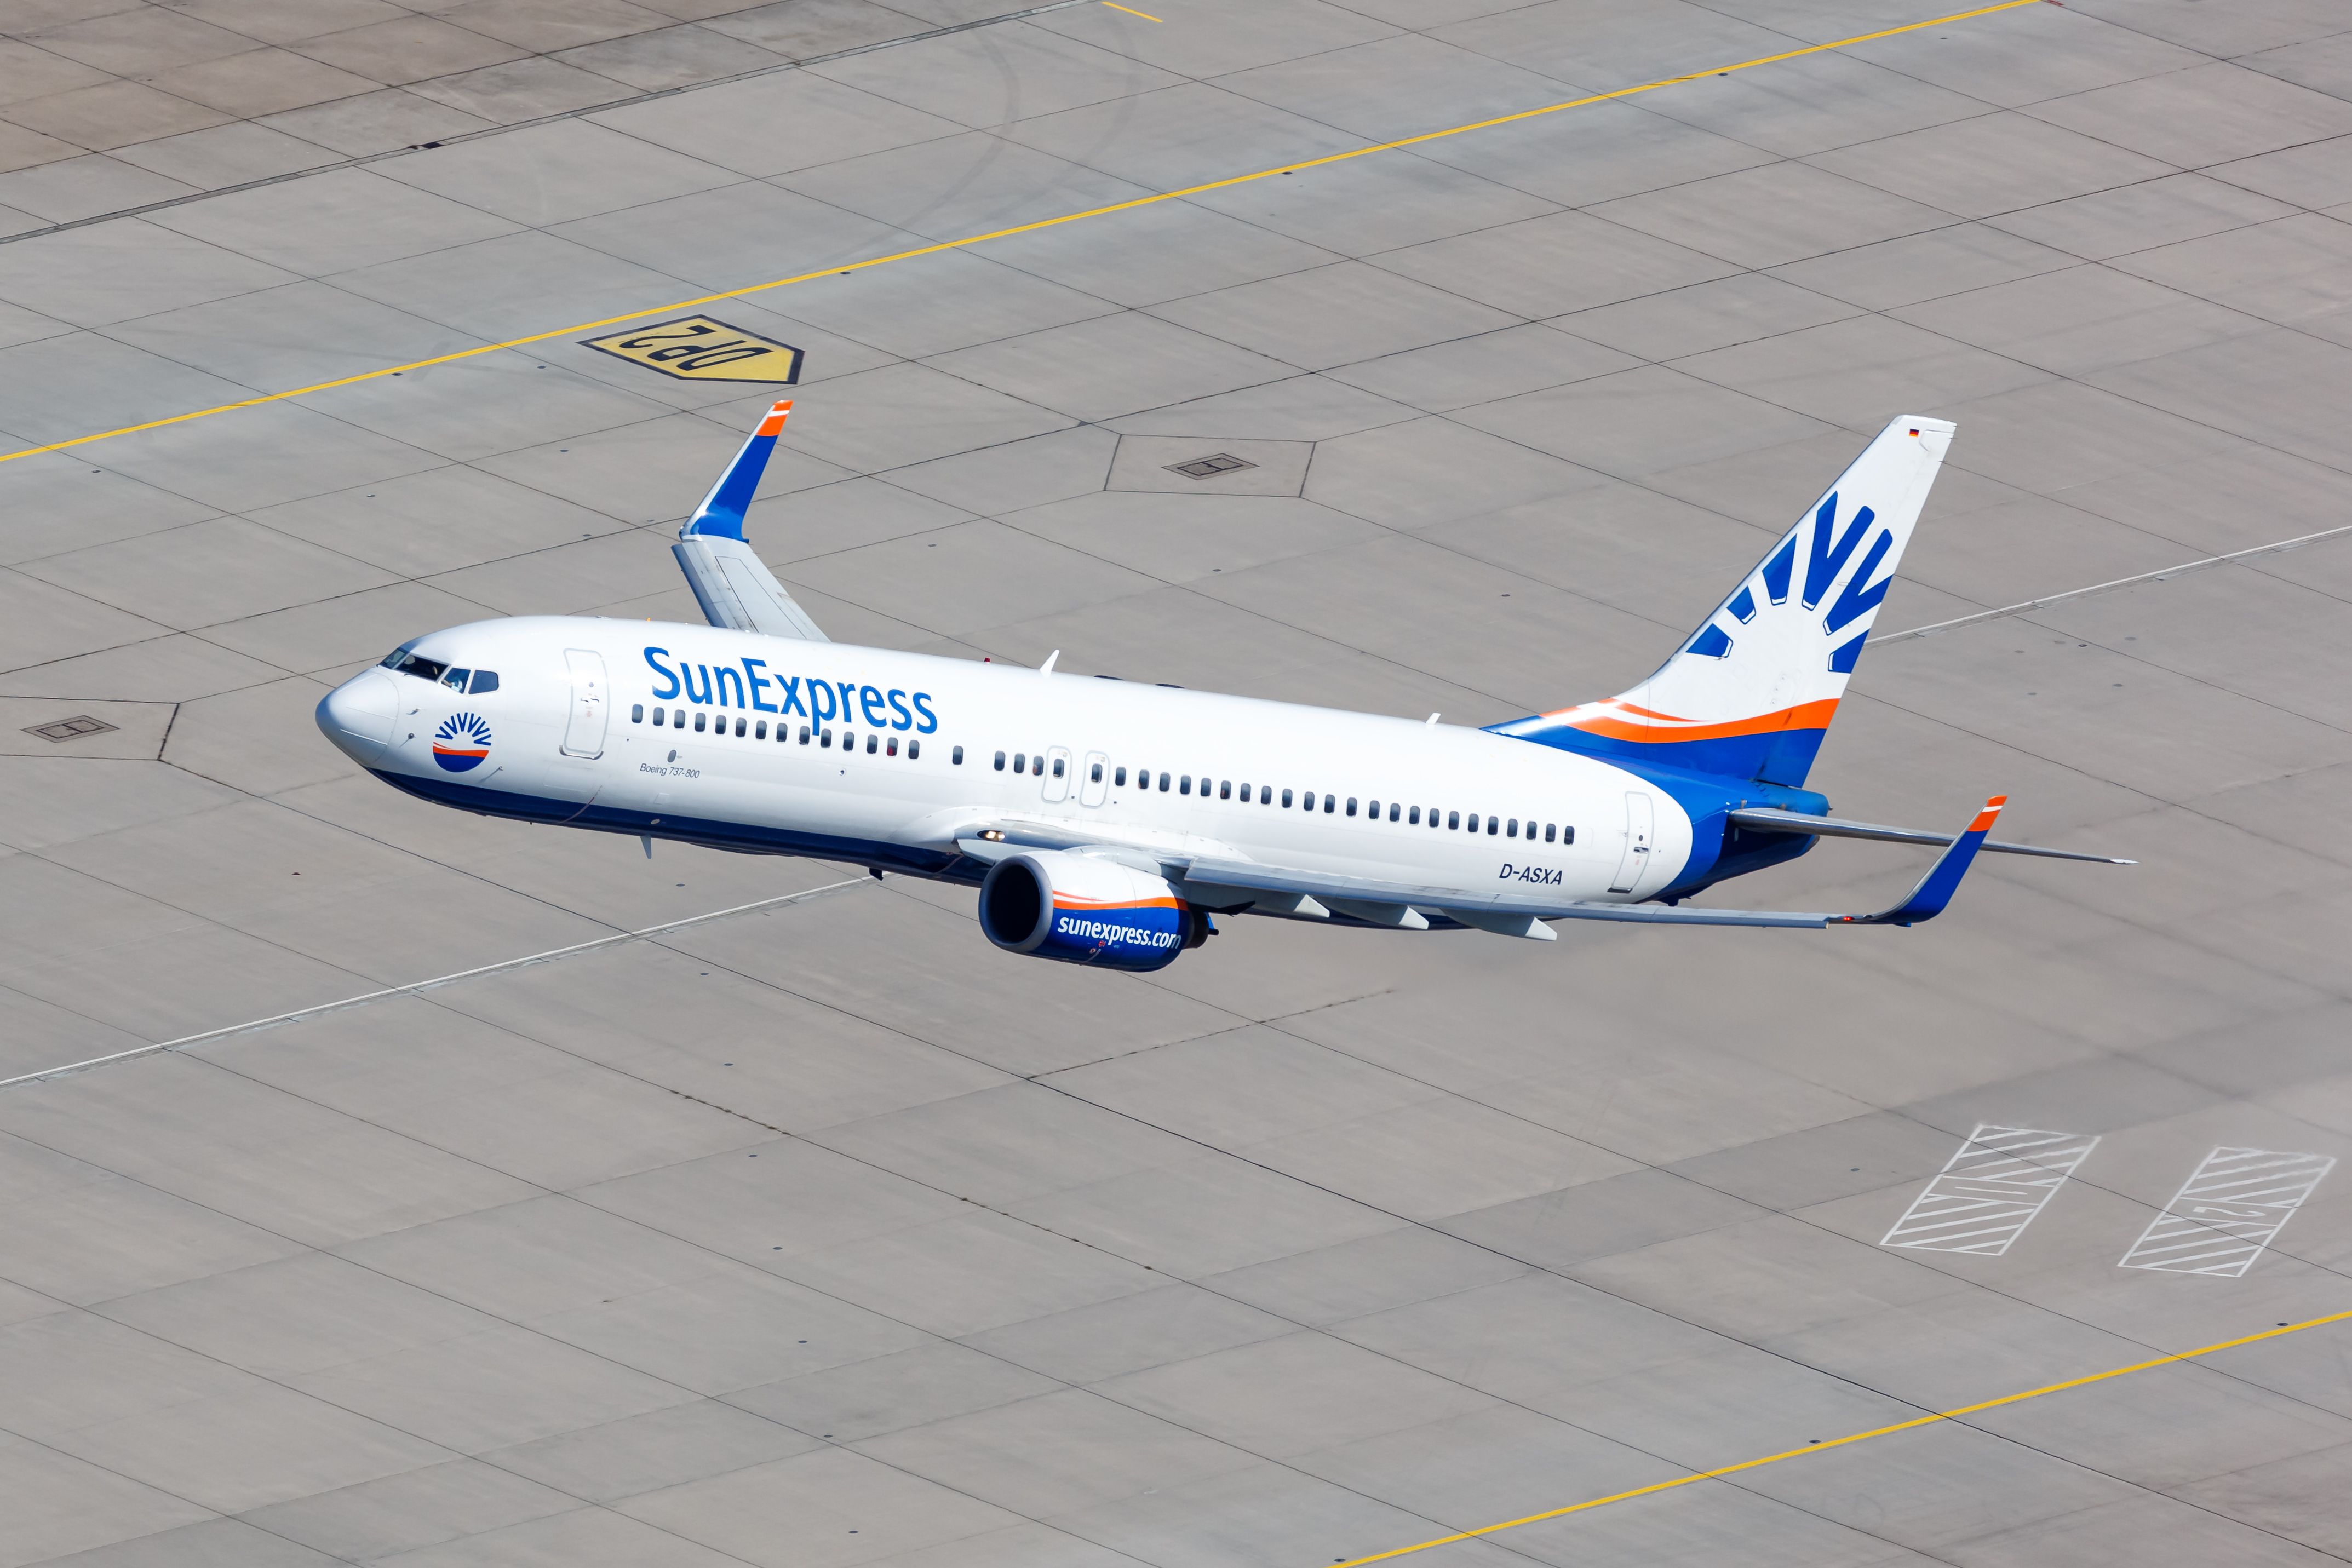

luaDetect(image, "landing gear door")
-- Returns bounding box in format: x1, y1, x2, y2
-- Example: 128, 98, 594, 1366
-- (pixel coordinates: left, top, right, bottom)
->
1041, 745, 1073, 803
561, 649, 609, 759
1078, 750, 1109, 807
1609, 790, 1653, 893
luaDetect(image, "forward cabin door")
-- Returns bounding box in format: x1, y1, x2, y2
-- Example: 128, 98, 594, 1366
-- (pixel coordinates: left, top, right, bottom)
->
1609, 791, 1653, 893
561, 649, 609, 758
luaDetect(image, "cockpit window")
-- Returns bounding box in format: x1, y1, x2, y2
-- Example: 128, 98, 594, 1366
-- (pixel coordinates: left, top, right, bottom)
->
377, 649, 498, 693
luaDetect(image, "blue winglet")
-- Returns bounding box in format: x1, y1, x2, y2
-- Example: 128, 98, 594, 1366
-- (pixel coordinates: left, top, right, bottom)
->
682, 399, 791, 542
1840, 795, 2005, 927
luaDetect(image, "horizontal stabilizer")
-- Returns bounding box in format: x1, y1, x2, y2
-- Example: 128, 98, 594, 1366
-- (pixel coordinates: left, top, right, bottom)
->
676, 399, 829, 642
1728, 806, 2134, 864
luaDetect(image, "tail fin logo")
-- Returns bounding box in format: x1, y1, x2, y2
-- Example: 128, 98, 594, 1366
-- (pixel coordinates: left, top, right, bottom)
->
432, 711, 492, 772
1686, 491, 1896, 672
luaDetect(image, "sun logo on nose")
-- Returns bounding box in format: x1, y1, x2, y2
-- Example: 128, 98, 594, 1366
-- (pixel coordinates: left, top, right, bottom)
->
432, 711, 492, 772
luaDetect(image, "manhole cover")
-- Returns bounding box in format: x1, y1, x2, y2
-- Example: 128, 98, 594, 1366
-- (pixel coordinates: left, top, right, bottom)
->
1165, 453, 1257, 480
24, 715, 117, 742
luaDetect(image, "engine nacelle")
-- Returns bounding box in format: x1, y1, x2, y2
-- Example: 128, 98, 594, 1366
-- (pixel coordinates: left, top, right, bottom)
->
977, 850, 1211, 971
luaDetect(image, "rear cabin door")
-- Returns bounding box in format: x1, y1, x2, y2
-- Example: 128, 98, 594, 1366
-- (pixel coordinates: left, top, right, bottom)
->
561, 649, 609, 758
1609, 791, 1653, 893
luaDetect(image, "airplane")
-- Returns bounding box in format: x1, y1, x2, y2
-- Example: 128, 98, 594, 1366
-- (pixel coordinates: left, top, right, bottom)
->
317, 401, 2128, 970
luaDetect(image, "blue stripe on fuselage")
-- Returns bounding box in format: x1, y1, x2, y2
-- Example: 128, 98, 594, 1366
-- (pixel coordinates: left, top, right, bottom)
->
371, 769, 968, 879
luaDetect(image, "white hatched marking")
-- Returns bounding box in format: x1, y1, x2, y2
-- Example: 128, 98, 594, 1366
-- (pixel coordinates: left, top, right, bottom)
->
2119, 1147, 2336, 1278
1881, 1124, 2099, 1255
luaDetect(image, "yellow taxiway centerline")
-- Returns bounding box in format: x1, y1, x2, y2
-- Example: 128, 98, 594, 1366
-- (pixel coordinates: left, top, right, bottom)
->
0, 0, 2039, 468
1328, 1306, 2352, 1566
1100, 1, 1162, 19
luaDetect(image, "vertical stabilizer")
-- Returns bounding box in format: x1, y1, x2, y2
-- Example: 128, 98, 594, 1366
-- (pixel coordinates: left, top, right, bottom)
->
1489, 415, 1953, 785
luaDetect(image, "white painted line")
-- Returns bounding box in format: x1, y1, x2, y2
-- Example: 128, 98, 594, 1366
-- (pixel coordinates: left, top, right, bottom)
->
1882, 1124, 2100, 1255
0, 876, 870, 1092
2119, 1147, 2336, 1278
1877, 524, 2352, 645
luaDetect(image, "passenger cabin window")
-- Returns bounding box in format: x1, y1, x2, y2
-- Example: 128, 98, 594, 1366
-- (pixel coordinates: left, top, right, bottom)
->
1115, 766, 1127, 785
1324, 794, 1336, 813
1219, 780, 1230, 800
695, 712, 707, 732
953, 745, 965, 765
1544, 823, 1556, 842
1180, 776, 1191, 795
1346, 798, 1357, 817
1409, 806, 1420, 825
1158, 772, 1171, 791
632, 704, 644, 723
1487, 815, 1499, 834
1014, 753, 1026, 774
755, 720, 767, 739
1281, 789, 1293, 807
1507, 818, 1518, 837
800, 726, 811, 744
994, 750, 1006, 771
1448, 811, 1459, 830
908, 740, 920, 759
886, 736, 897, 756
865, 734, 877, 754
736, 717, 748, 737
1053, 757, 1065, 778
652, 708, 664, 726
1389, 803, 1400, 822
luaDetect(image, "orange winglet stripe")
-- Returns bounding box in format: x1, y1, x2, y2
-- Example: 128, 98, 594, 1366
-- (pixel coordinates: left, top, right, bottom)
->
1968, 796, 2007, 832
754, 400, 793, 436
1562, 698, 1841, 744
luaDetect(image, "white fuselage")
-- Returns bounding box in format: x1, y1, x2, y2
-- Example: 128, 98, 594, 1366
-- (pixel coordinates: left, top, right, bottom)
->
322, 616, 1698, 911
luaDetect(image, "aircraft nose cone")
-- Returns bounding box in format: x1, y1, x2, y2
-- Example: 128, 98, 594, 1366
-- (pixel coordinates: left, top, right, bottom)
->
318, 670, 398, 766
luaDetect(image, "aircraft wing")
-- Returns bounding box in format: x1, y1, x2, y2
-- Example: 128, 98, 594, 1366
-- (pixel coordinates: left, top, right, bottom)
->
674, 400, 829, 642
1726, 806, 2132, 863
954, 795, 2017, 940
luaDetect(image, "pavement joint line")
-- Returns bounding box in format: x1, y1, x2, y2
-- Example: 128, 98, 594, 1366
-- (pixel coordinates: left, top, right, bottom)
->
0, 0, 2041, 469
0, 0, 1097, 251
1878, 523, 2352, 644
1327, 1307, 2352, 1567
0, 875, 870, 1090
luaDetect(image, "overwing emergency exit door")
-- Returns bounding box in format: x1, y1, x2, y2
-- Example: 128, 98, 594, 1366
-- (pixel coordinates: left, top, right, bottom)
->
1609, 791, 1653, 893
561, 649, 609, 758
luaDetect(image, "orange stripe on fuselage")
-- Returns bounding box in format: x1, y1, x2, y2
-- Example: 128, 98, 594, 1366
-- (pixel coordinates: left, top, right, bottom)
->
754, 400, 793, 437
1554, 697, 1840, 744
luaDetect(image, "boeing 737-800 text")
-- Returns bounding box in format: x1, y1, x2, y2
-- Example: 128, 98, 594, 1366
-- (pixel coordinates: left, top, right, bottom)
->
317, 403, 2126, 969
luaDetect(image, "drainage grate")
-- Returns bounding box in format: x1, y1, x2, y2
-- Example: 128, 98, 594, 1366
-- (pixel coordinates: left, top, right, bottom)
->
24, 715, 116, 743
1166, 453, 1256, 480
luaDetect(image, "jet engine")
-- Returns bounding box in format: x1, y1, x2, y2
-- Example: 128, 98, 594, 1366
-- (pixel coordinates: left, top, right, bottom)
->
977, 849, 1213, 971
